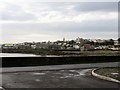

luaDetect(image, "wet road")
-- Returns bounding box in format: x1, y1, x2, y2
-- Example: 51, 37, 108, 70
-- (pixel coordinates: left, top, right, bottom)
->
1, 62, 120, 89
2, 69, 119, 88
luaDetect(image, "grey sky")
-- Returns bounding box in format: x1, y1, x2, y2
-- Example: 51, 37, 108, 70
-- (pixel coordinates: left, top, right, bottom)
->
0, 0, 118, 43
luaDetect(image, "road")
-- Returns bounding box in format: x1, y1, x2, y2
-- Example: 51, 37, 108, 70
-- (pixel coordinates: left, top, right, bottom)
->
1, 62, 120, 89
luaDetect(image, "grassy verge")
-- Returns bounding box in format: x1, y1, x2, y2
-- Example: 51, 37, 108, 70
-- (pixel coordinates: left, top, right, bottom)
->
2, 49, 120, 56
95, 67, 120, 80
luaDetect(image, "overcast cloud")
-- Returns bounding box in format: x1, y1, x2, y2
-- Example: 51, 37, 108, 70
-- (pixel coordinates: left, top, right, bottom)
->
0, 0, 118, 43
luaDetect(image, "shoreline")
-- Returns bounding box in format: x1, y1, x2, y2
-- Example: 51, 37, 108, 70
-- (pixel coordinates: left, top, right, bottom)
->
1, 50, 120, 57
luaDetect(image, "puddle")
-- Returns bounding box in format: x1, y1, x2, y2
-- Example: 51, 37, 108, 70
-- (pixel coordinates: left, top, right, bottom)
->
31, 72, 46, 75
60, 76, 72, 78
60, 70, 65, 72
35, 79, 41, 82
69, 70, 76, 72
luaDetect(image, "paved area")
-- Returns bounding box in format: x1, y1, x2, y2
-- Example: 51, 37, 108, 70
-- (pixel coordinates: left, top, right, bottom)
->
1, 62, 120, 89
2, 69, 119, 88
1, 62, 119, 73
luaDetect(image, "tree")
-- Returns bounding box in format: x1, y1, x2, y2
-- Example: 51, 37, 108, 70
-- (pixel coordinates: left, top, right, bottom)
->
79, 39, 91, 46
68, 40, 76, 44
108, 39, 114, 45
90, 41, 94, 45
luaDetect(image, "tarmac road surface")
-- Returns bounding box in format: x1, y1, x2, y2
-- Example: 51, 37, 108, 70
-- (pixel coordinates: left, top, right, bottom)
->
1, 62, 120, 89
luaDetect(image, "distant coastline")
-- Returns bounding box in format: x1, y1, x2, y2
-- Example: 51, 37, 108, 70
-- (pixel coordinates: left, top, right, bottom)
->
1, 49, 120, 57
0, 53, 61, 57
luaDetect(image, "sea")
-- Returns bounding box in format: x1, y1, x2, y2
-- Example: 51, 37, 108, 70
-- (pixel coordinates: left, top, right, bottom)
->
0, 53, 60, 57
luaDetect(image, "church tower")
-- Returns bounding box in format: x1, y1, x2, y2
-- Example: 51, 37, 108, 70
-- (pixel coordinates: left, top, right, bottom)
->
63, 37, 65, 42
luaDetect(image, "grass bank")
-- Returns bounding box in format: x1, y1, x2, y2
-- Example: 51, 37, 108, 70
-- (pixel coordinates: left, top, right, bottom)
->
2, 49, 120, 56
95, 67, 120, 80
